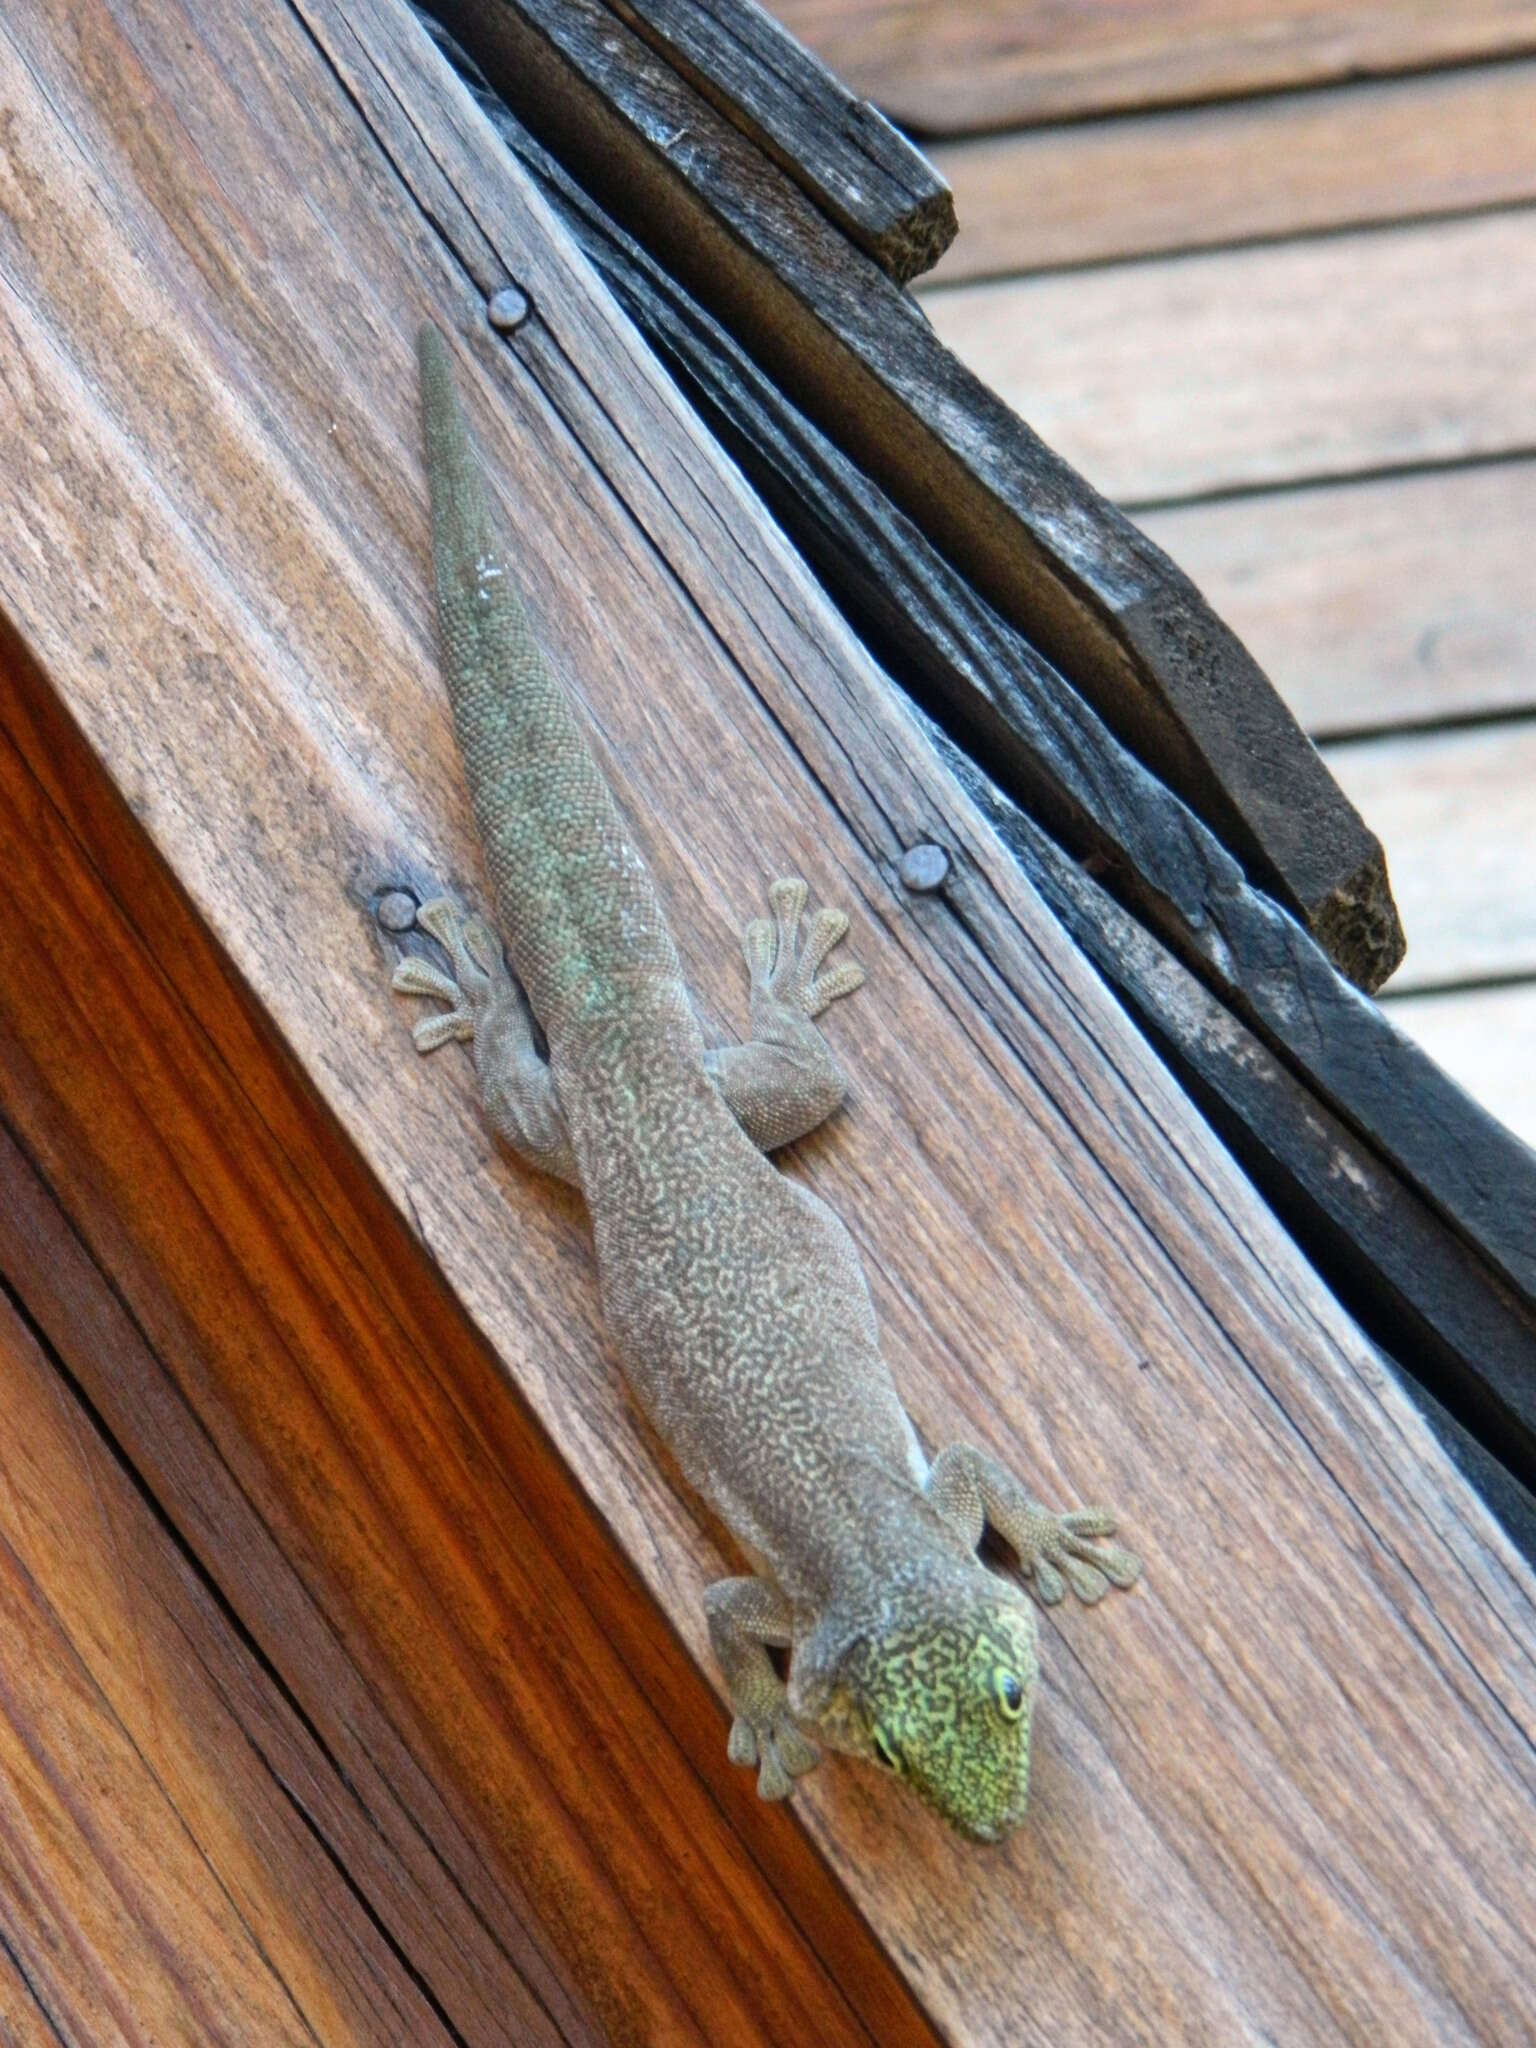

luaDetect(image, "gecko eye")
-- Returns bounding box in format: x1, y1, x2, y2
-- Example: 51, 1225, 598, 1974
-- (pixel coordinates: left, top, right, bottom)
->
871, 1727, 902, 1770
993, 1669, 1026, 1720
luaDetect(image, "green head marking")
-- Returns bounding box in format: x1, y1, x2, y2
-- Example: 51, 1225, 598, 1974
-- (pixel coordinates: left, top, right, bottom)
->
836, 1587, 1040, 1840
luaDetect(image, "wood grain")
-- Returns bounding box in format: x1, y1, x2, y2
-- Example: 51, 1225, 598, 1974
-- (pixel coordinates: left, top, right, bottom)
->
1140, 459, 1536, 739
1384, 981, 1536, 1153
921, 209, 1536, 505
768, 0, 1536, 133
1323, 717, 1536, 992
527, 141, 1535, 1330
927, 59, 1536, 282
0, 1217, 485, 2046
1, 2, 1534, 2044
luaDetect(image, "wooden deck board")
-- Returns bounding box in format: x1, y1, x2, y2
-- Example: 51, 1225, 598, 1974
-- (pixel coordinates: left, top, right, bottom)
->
1322, 717, 1536, 992
920, 208, 1536, 505
927, 59, 1536, 283
769, 0, 1536, 133
1140, 460, 1536, 738
1, 1, 1534, 2041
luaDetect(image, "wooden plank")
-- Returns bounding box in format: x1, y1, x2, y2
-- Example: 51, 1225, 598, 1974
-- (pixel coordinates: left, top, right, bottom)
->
1140, 460, 1536, 739
428, 0, 1403, 994
926, 60, 1536, 283
0, 636, 913, 2048
1383, 982, 1536, 1154
0, 1275, 468, 2045
592, 0, 956, 281
1, 3, 1534, 2043
921, 209, 1536, 506
767, 0, 1536, 134
1323, 718, 1536, 993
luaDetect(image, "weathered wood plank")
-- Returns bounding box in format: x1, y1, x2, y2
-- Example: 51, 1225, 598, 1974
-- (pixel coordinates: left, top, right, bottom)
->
927, 60, 1536, 282
1384, 982, 1536, 1155
768, 0, 1536, 133
1, 2, 1533, 2043
1323, 718, 1536, 993
1140, 460, 1536, 739
0, 1247, 471, 2046
422, 0, 1402, 994
921, 209, 1536, 505
593, 0, 956, 280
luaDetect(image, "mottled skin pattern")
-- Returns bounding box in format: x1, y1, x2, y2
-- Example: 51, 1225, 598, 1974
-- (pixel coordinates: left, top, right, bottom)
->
396, 325, 1139, 1839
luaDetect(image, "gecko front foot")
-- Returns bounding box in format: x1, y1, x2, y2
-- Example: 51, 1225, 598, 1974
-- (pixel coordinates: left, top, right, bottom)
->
726, 1705, 821, 1803
705, 1574, 820, 1800
927, 1442, 1141, 1606
742, 876, 864, 1020
391, 897, 500, 1050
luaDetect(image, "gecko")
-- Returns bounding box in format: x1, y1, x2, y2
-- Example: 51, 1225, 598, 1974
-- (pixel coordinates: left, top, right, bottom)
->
393, 322, 1140, 1841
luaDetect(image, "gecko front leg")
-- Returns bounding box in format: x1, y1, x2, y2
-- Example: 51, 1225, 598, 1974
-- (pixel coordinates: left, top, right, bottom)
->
705, 876, 865, 1152
392, 897, 579, 1184
703, 1575, 820, 1799
926, 1442, 1142, 1605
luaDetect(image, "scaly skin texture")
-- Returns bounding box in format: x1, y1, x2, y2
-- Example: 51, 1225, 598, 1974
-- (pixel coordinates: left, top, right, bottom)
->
396, 324, 1140, 1839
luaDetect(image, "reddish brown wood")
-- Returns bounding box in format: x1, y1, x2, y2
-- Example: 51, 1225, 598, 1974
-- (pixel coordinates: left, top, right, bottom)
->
0, 622, 924, 2047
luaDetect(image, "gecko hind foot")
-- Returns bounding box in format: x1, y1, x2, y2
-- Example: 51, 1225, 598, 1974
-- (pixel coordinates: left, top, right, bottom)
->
743, 876, 864, 1020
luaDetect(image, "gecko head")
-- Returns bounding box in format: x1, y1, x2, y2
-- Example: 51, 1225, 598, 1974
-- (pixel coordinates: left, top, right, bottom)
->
826, 1580, 1041, 1841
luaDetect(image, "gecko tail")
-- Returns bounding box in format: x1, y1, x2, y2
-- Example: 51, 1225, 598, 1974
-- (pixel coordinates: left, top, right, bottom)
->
416, 323, 681, 1029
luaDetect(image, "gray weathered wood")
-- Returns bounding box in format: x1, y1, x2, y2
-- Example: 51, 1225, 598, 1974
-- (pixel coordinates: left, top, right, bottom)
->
601, 0, 956, 281
1385, 982, 1536, 1154
1324, 717, 1536, 992
769, 0, 1536, 134
1141, 460, 1536, 739
421, 0, 1404, 990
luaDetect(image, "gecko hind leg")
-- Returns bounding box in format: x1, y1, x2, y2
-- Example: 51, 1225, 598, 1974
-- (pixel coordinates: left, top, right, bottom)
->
392, 897, 578, 1184
704, 1575, 820, 1800
706, 876, 866, 1152
926, 1442, 1141, 1606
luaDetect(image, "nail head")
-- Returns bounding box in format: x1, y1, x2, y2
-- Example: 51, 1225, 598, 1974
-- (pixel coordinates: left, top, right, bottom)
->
898, 843, 950, 893
376, 889, 419, 933
487, 284, 532, 333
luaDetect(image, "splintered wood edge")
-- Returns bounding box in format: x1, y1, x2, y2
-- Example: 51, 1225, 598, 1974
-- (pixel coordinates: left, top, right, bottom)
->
600, 0, 958, 281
